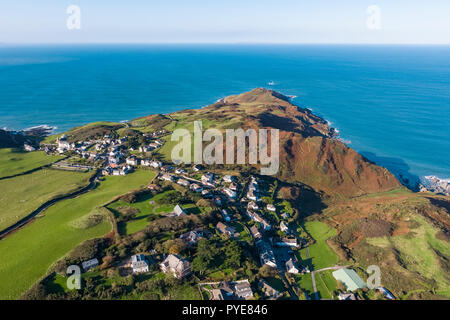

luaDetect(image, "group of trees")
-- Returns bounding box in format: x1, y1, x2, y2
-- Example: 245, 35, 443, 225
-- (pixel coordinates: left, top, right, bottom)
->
191, 238, 244, 277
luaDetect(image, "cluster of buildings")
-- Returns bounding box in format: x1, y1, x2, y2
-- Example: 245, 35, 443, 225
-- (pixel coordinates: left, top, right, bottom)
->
204, 280, 254, 300
129, 253, 192, 279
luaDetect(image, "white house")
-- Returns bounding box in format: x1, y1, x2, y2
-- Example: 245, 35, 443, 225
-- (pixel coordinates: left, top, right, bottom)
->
23, 144, 35, 152
177, 179, 190, 187
173, 204, 187, 217
190, 183, 203, 192
248, 201, 259, 210
266, 204, 276, 212
280, 221, 289, 233
160, 173, 174, 182
223, 175, 236, 183
223, 188, 237, 199
126, 157, 138, 166
150, 160, 162, 168
276, 237, 298, 248
286, 258, 300, 274
131, 254, 149, 274
201, 172, 214, 184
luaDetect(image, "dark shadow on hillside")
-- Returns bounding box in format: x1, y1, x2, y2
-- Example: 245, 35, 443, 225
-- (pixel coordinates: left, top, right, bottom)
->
360, 151, 420, 191
427, 197, 450, 214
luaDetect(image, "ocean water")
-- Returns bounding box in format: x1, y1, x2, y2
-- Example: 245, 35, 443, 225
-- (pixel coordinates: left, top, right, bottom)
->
0, 44, 449, 184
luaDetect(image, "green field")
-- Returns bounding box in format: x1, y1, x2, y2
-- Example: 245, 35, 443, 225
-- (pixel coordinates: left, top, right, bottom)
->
294, 273, 314, 298
0, 149, 63, 178
302, 221, 338, 270
367, 215, 450, 297
0, 170, 154, 299
0, 169, 94, 231
315, 270, 338, 300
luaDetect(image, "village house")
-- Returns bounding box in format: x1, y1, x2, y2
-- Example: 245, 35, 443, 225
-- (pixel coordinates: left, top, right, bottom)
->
23, 144, 35, 152
216, 222, 237, 238
175, 168, 186, 174
159, 173, 175, 182
246, 211, 271, 231
192, 164, 203, 171
131, 254, 150, 274
338, 293, 357, 300
190, 183, 203, 193
276, 237, 298, 248
248, 201, 259, 210
81, 258, 99, 272
210, 289, 225, 300
246, 190, 259, 201
280, 221, 289, 233
150, 160, 162, 168
259, 279, 280, 299
286, 258, 300, 274
223, 188, 237, 199
266, 204, 276, 212
257, 240, 277, 268
102, 167, 112, 176
249, 225, 262, 240
56, 136, 76, 153
167, 204, 187, 217
179, 229, 204, 246
160, 254, 191, 279
201, 172, 214, 184
160, 165, 173, 172
126, 156, 138, 166
177, 178, 190, 187
221, 209, 231, 222
222, 175, 236, 183
139, 145, 152, 153
201, 189, 212, 198
233, 281, 254, 300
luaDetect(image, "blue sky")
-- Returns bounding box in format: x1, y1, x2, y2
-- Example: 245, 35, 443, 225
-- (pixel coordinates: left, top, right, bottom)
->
1, 0, 449, 44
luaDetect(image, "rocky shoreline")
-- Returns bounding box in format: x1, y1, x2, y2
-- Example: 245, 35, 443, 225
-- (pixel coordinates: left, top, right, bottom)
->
419, 176, 450, 196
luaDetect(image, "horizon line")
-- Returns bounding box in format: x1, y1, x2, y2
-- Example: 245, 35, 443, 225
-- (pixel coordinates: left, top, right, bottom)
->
1, 42, 450, 46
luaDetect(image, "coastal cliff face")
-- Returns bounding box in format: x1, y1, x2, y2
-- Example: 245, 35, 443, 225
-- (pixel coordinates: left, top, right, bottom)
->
174, 88, 401, 197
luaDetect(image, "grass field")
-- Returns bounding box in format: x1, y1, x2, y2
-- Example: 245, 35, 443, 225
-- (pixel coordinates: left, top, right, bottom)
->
302, 221, 338, 270
366, 215, 450, 298
315, 270, 338, 300
294, 273, 314, 298
0, 149, 63, 178
0, 169, 94, 231
0, 170, 154, 299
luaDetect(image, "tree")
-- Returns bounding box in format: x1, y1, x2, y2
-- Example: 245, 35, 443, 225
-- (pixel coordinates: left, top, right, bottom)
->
192, 239, 218, 276
224, 241, 243, 269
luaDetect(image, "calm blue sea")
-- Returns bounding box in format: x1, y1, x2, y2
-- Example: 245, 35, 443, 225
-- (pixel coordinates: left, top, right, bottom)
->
0, 44, 449, 184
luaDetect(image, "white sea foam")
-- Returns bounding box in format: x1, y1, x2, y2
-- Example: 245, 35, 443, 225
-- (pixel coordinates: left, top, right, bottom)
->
420, 175, 450, 195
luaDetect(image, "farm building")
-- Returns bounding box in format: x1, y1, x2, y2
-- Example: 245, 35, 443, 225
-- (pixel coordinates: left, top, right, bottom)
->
332, 268, 367, 291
